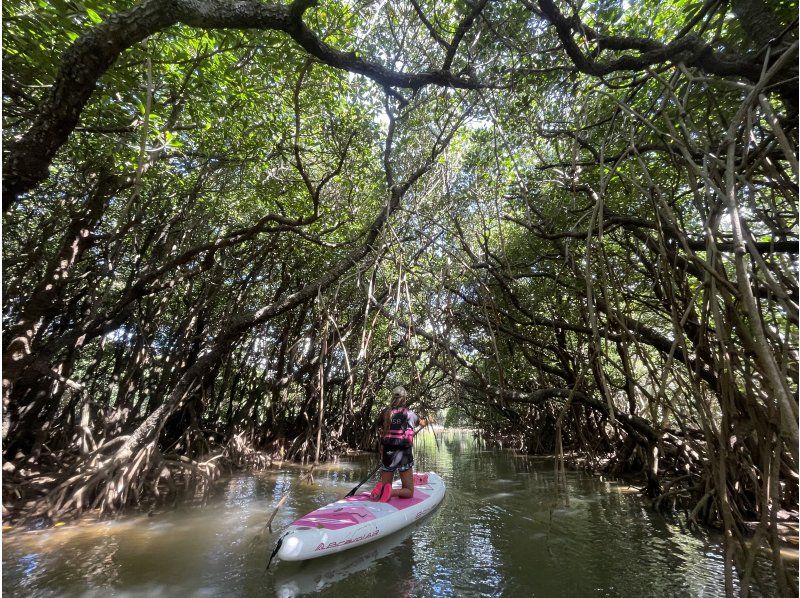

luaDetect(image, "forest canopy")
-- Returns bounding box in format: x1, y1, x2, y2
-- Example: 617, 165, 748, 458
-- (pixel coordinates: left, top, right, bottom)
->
2, 0, 798, 593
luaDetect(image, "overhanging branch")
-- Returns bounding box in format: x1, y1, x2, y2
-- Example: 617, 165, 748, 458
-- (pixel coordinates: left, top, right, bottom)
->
2, 0, 484, 210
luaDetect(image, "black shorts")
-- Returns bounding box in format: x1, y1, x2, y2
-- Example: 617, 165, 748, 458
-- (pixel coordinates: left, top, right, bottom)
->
381, 446, 414, 473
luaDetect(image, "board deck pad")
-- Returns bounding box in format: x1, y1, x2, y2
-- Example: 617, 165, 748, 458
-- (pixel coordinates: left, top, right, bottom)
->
293, 489, 431, 529
293, 506, 376, 530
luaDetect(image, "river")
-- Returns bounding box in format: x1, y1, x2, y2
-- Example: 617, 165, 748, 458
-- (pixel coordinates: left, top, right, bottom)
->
3, 430, 788, 596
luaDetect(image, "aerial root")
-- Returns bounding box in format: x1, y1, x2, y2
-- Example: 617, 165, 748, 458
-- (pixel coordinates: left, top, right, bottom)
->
2, 428, 288, 524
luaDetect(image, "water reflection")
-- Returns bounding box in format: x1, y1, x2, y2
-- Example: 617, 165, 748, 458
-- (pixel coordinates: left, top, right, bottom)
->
274, 523, 415, 596
3, 430, 794, 596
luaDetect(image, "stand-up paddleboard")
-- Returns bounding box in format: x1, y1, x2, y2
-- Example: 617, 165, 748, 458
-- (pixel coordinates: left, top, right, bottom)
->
276, 472, 444, 562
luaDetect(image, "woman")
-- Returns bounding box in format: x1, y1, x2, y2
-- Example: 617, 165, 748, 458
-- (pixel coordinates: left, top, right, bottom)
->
370, 386, 427, 502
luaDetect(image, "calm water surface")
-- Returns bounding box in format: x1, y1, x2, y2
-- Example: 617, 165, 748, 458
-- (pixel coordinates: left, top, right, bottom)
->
2, 430, 782, 596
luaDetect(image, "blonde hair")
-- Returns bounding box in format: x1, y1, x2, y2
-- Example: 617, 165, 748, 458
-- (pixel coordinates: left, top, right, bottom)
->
391, 386, 408, 408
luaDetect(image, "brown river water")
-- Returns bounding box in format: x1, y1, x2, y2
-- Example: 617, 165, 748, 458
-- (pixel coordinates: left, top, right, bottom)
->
3, 430, 792, 596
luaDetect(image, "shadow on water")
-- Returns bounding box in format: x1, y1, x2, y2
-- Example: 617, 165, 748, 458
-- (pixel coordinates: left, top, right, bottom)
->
3, 429, 795, 596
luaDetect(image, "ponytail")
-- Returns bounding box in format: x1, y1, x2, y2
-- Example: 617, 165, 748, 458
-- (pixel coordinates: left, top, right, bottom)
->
381, 407, 392, 438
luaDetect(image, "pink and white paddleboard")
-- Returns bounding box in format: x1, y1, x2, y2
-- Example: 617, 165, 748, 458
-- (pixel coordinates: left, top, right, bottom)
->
276, 472, 445, 561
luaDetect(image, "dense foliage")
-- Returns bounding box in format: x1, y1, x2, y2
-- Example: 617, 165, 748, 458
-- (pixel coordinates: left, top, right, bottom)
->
3, 0, 797, 593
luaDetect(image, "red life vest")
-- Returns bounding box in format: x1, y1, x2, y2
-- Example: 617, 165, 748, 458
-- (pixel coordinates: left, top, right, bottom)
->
382, 408, 414, 447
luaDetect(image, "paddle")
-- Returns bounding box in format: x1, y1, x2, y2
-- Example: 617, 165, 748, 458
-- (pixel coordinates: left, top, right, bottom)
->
343, 424, 424, 498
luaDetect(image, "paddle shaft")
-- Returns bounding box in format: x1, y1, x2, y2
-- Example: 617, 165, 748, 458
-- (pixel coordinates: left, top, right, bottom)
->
344, 424, 424, 497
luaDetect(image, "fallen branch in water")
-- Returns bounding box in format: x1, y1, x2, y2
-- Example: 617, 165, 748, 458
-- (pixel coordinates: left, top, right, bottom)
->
250, 462, 318, 546
267, 493, 290, 535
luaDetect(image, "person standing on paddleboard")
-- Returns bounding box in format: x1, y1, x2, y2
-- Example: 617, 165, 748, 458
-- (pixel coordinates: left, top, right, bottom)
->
370, 386, 427, 502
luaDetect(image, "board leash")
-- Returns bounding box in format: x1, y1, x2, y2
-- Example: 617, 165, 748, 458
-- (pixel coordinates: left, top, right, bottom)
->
266, 531, 289, 570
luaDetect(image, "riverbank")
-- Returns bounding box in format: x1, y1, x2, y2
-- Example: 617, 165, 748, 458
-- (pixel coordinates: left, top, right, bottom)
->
1, 437, 281, 529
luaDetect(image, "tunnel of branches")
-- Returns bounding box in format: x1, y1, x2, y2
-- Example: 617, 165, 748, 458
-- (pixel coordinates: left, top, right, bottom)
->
2, 0, 798, 592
